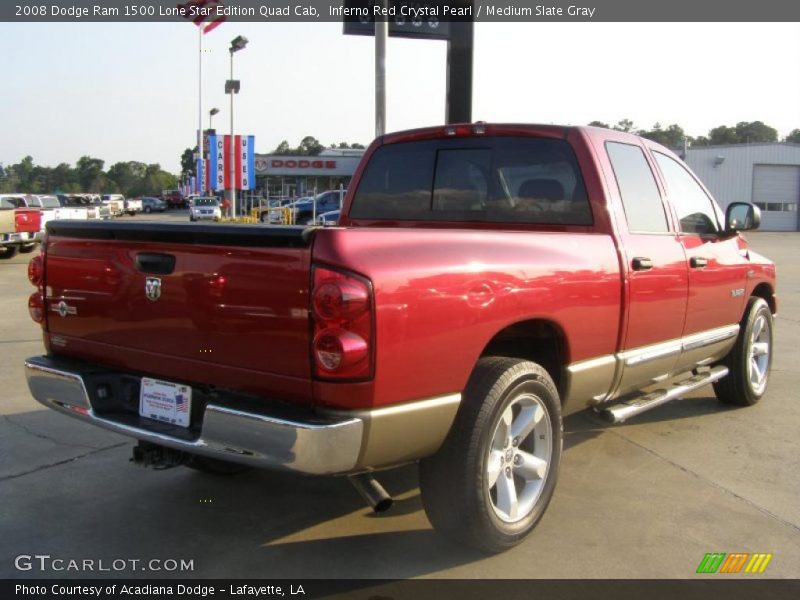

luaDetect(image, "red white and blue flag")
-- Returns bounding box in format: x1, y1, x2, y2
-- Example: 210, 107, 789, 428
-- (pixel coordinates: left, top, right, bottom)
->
175, 387, 189, 414
177, 0, 226, 34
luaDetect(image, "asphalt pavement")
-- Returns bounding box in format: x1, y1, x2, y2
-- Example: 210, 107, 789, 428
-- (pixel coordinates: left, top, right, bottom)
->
1, 217, 798, 579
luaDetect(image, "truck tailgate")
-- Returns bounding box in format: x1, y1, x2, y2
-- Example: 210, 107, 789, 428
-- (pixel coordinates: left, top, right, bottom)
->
43, 221, 314, 404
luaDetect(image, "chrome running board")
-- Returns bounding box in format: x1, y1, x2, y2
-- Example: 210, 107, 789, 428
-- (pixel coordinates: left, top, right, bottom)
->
596, 365, 729, 424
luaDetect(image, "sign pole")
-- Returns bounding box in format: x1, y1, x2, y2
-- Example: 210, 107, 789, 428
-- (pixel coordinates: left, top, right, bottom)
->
198, 28, 204, 193
375, 0, 388, 137
445, 13, 474, 124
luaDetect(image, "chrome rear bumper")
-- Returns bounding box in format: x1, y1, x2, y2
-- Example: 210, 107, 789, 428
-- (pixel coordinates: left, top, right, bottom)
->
24, 356, 363, 475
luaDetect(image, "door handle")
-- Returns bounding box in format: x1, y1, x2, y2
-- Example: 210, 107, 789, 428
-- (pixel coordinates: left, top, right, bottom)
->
135, 253, 176, 275
631, 257, 653, 271
690, 256, 708, 269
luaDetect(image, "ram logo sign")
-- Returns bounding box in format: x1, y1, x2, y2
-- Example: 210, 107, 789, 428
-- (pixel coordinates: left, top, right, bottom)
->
696, 552, 773, 574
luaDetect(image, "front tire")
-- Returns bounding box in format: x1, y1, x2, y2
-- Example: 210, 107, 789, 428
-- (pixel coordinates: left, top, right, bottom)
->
0, 246, 19, 259
419, 357, 563, 553
713, 297, 773, 406
19, 243, 36, 254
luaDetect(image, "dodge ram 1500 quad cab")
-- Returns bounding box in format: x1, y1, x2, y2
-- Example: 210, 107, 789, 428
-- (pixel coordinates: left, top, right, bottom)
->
24, 124, 774, 552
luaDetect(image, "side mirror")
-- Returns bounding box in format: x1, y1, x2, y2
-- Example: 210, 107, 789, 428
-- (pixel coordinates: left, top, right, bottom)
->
725, 202, 761, 233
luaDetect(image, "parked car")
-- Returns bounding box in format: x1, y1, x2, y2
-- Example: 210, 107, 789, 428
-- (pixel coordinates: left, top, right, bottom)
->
316, 209, 340, 226
141, 197, 167, 213
161, 189, 186, 209
23, 123, 775, 553
292, 190, 346, 225
189, 197, 221, 222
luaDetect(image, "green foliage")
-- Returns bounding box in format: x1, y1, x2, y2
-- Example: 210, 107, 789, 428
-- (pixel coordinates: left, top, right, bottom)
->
705, 121, 778, 145
181, 147, 197, 178
590, 119, 786, 148
271, 137, 365, 156
0, 156, 177, 197
639, 123, 687, 148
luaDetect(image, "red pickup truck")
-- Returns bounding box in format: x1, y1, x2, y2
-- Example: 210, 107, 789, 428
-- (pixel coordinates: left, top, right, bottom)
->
1, 199, 41, 258
24, 124, 775, 552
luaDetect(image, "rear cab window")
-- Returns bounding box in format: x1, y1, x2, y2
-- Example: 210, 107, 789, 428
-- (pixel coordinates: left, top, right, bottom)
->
605, 142, 670, 234
349, 137, 592, 226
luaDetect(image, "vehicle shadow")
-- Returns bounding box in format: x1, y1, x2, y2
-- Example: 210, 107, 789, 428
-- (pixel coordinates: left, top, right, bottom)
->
0, 409, 484, 579
0, 391, 734, 579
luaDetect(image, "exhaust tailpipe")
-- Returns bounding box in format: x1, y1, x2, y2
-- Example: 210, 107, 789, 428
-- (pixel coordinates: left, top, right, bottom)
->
348, 473, 393, 513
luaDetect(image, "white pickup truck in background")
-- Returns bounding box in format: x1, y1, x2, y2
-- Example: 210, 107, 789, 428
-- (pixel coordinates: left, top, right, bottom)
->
124, 197, 143, 216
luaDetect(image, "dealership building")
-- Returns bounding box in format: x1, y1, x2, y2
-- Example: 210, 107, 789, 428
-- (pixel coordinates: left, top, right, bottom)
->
685, 143, 800, 231
254, 148, 365, 198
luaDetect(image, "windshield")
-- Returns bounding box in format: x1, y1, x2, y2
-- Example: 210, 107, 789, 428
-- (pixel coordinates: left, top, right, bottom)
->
194, 198, 219, 207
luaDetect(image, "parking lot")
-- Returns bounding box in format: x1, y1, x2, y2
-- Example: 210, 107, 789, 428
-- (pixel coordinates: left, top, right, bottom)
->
0, 227, 798, 579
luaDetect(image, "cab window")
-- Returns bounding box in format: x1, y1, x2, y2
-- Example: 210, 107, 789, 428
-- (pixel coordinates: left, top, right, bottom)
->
653, 152, 719, 235
606, 142, 669, 233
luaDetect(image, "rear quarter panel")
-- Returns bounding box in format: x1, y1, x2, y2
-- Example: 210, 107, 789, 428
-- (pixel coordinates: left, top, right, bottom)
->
312, 228, 621, 409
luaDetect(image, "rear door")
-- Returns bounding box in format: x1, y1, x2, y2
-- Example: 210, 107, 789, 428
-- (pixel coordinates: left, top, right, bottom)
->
603, 141, 688, 396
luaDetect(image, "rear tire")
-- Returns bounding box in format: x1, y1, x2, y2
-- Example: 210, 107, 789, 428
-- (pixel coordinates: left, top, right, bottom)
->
713, 297, 773, 406
19, 244, 36, 254
419, 357, 562, 553
144, 206, 152, 214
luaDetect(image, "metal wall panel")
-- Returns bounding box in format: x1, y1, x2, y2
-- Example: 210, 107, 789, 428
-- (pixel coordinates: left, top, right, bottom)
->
685, 143, 800, 231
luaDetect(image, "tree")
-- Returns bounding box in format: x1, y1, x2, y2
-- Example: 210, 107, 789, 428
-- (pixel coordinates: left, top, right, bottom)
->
786, 129, 800, 144
639, 123, 687, 148
180, 147, 196, 178
273, 140, 293, 155
76, 156, 105, 191
11, 156, 35, 191
588, 121, 611, 129
734, 121, 778, 144
51, 163, 79, 193
297, 136, 325, 156
614, 119, 636, 133
707, 121, 778, 145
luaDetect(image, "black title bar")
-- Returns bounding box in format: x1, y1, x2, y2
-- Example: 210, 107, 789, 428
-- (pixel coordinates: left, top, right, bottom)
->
3, 0, 800, 22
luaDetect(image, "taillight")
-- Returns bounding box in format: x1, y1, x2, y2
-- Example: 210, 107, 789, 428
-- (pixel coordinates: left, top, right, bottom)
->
28, 292, 44, 324
311, 266, 373, 380
28, 250, 46, 326
28, 255, 44, 287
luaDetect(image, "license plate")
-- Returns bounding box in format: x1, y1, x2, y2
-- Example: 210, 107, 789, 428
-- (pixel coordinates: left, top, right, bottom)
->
139, 377, 192, 428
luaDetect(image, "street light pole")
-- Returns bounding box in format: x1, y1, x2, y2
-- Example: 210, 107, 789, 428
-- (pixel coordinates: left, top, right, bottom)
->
227, 35, 248, 219
209, 107, 219, 130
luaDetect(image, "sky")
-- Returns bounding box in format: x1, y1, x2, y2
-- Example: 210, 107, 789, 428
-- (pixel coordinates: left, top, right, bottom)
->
2, 21, 798, 174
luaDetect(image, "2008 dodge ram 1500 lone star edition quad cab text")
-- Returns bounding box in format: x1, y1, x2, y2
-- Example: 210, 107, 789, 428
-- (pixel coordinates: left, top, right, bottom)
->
24, 124, 775, 552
